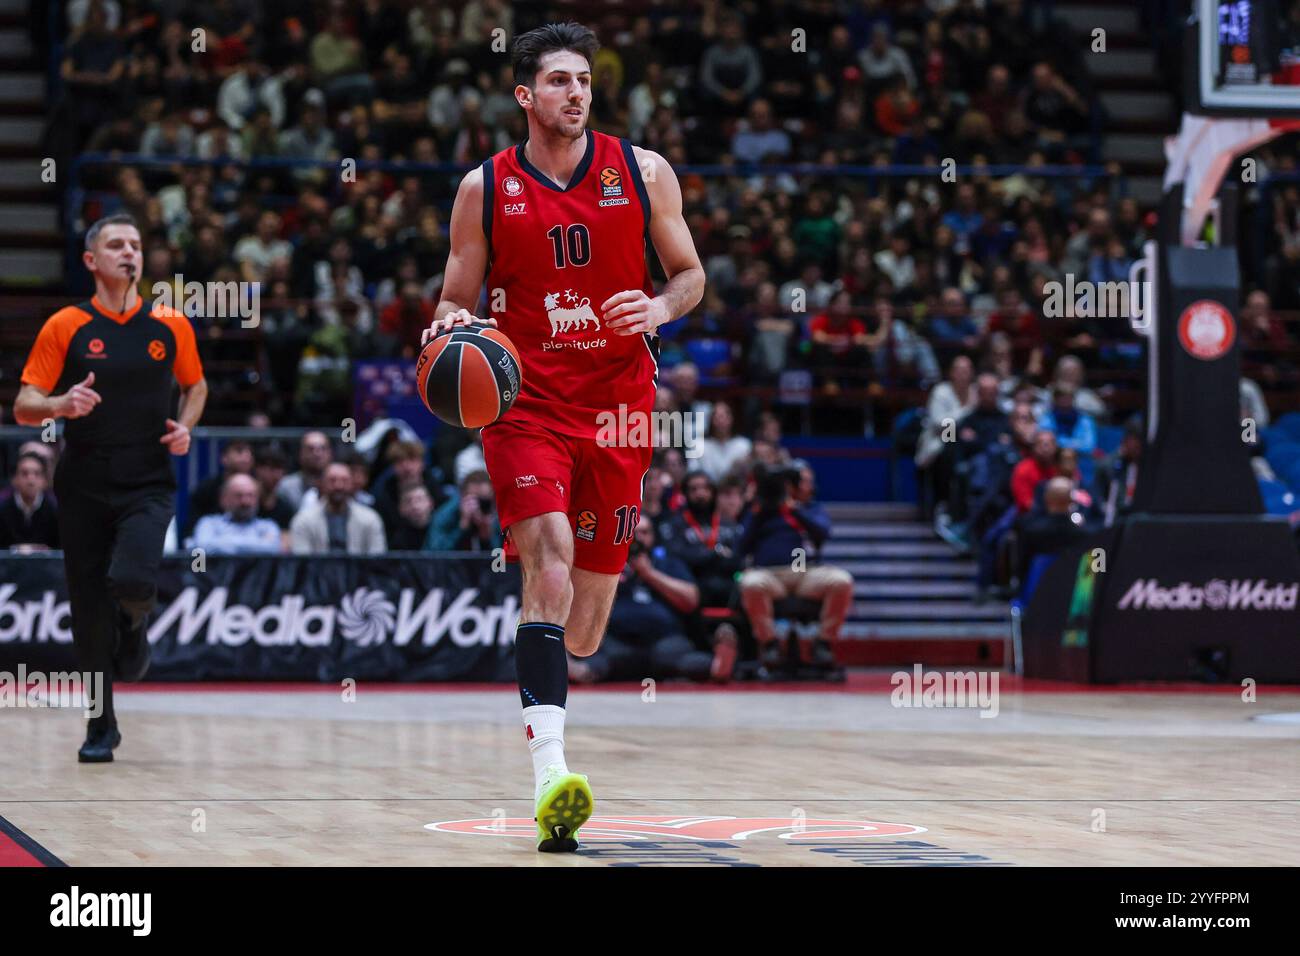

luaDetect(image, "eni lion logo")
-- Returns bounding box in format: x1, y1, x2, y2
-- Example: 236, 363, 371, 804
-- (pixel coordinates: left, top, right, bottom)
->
544, 289, 600, 335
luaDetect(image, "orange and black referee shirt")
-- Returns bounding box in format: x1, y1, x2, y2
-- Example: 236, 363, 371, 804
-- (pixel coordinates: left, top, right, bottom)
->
21, 296, 203, 447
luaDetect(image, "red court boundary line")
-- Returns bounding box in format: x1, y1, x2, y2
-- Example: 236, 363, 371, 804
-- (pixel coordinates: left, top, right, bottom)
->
0, 815, 65, 868
113, 675, 1300, 696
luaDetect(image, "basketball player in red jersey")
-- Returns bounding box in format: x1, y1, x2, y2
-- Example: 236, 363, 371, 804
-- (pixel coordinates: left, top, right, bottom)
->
421, 23, 704, 851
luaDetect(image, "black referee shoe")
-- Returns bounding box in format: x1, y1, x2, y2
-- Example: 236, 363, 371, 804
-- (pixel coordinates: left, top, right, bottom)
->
78, 717, 122, 763
113, 610, 152, 682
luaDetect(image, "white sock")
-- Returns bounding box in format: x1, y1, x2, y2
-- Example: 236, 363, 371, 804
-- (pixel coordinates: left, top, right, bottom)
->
523, 704, 567, 792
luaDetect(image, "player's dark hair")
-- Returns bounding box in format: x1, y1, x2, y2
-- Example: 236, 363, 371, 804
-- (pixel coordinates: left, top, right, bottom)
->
84, 213, 138, 251
511, 22, 599, 88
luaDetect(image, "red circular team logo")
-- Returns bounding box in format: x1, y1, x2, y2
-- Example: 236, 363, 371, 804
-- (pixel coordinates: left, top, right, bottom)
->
1177, 300, 1235, 360
88, 338, 104, 354
147, 339, 167, 361
502, 176, 523, 197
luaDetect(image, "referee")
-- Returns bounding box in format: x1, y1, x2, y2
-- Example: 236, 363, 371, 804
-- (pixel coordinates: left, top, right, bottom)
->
13, 213, 208, 762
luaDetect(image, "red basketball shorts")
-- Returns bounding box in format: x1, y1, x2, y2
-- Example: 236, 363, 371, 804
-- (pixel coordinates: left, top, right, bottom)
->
481, 415, 653, 574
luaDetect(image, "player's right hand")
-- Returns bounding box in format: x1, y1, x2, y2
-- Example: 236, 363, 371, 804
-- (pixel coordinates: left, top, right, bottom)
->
60, 372, 101, 419
420, 309, 498, 346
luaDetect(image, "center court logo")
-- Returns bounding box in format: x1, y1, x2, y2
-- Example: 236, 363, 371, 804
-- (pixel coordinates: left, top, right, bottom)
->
426, 815, 926, 841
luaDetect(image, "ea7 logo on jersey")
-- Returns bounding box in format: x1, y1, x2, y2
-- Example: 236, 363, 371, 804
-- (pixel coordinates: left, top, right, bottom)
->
503, 202, 526, 216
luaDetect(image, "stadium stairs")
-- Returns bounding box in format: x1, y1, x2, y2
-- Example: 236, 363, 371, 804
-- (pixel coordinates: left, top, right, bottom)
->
827, 501, 1011, 668
1058, 0, 1176, 205
0, 0, 61, 288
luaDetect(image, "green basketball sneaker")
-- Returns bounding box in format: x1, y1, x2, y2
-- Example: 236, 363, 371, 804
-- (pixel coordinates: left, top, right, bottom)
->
534, 765, 594, 852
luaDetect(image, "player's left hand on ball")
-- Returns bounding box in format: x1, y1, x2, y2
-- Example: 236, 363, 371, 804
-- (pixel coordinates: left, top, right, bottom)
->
160, 418, 190, 455
601, 290, 668, 335
420, 310, 498, 346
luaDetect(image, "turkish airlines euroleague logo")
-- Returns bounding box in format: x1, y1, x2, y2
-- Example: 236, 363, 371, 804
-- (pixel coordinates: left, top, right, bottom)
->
147, 340, 167, 361
600, 166, 623, 197
427, 815, 926, 841
1177, 300, 1235, 360
86, 338, 106, 359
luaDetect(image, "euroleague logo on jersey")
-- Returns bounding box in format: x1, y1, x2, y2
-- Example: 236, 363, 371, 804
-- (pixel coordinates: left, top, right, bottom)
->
598, 165, 630, 207
1177, 300, 1235, 360
599, 166, 623, 196
147, 339, 167, 361
86, 338, 106, 358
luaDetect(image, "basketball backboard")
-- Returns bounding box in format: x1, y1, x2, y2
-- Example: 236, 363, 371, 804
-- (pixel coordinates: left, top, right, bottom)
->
1189, 0, 1300, 116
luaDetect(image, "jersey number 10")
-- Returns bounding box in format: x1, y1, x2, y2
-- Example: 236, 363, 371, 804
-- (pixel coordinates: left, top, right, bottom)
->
546, 223, 591, 268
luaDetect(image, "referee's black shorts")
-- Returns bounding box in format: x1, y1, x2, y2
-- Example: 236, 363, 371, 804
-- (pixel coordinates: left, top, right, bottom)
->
54, 441, 174, 671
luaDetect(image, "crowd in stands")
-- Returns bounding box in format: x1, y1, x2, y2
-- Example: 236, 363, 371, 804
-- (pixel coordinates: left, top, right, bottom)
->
28, 0, 1300, 641
47, 0, 1147, 437
0, 401, 853, 684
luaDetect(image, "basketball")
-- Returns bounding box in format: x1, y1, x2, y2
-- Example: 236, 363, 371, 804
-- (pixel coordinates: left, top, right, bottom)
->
416, 324, 523, 428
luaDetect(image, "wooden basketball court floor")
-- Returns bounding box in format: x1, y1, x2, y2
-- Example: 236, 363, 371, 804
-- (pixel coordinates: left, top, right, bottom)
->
3, 675, 1299, 866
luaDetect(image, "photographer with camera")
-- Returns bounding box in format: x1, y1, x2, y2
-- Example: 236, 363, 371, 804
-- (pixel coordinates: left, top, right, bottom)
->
426, 469, 502, 552
738, 459, 854, 668
570, 515, 717, 684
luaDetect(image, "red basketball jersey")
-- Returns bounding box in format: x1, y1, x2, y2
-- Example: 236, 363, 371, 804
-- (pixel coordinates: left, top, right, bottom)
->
480, 130, 658, 438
